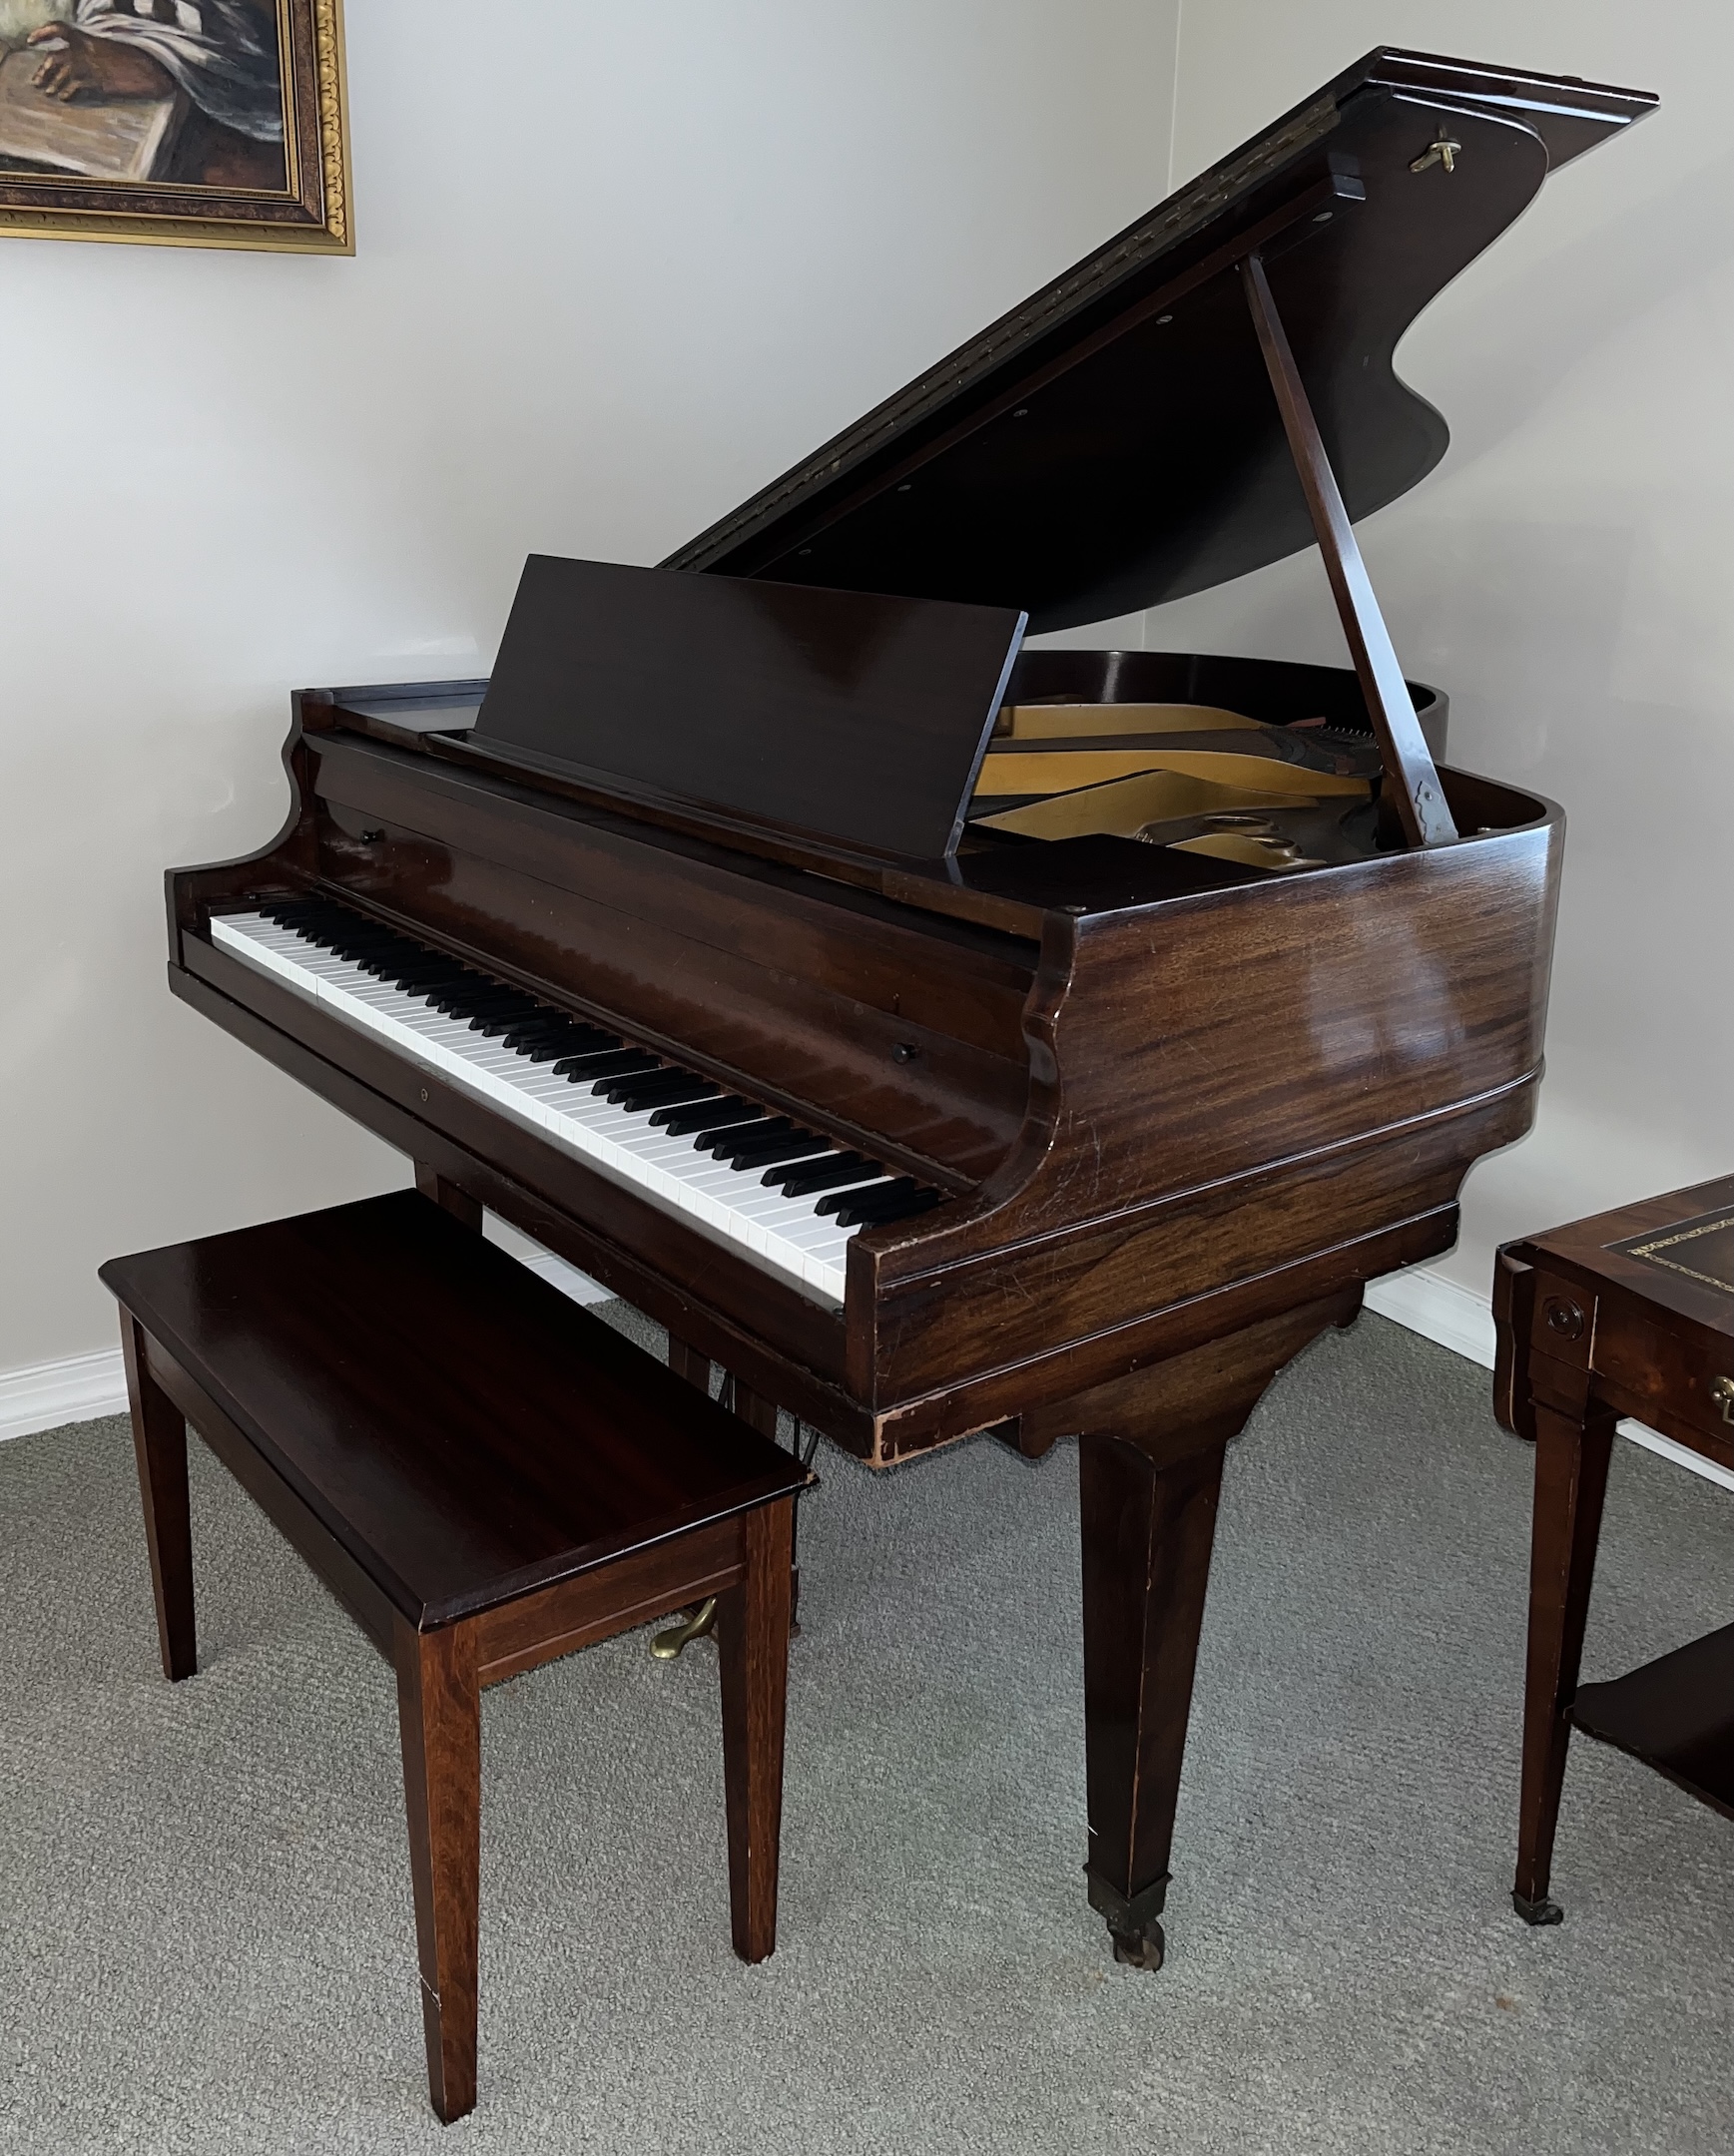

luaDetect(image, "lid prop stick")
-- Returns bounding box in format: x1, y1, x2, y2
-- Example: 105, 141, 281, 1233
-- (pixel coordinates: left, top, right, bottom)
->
1239, 250, 1456, 846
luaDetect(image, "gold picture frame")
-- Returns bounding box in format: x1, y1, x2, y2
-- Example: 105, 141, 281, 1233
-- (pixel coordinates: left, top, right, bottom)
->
0, 0, 349, 253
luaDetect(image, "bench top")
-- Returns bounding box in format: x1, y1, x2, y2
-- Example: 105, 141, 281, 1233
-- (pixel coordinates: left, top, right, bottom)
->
100, 1193, 810, 1628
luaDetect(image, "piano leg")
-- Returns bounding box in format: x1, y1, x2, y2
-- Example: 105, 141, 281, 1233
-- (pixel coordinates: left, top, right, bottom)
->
1077, 1422, 1228, 1970
1052, 1294, 1357, 1969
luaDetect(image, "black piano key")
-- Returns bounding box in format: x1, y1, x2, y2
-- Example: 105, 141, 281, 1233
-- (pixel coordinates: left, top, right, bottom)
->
651, 1096, 767, 1136
554, 1048, 661, 1081
817, 1177, 940, 1225
763, 1152, 881, 1196
429, 987, 518, 1019
601, 1072, 719, 1111
520, 1028, 622, 1065
454, 990, 534, 1018
827, 1185, 944, 1229
469, 999, 544, 1033
697, 1116, 797, 1160
504, 1017, 618, 1055
720, 1131, 833, 1171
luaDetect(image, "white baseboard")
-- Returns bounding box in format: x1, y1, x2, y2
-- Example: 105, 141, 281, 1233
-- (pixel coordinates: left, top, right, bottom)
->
0, 1346, 128, 1442
1365, 1263, 1734, 1496
1365, 1267, 1498, 1368
4, 1249, 1725, 1501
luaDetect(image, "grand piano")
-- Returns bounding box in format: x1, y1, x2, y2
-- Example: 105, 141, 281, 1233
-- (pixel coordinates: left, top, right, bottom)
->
164, 50, 1655, 1968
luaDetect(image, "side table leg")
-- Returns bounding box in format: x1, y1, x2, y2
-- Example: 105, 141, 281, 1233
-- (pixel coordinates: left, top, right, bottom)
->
121, 1315, 197, 1681
718, 1498, 794, 1963
1513, 1398, 1615, 1924
395, 1618, 482, 2122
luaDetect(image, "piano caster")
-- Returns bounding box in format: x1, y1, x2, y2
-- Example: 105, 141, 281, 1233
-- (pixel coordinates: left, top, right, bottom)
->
650, 1595, 718, 1660
1512, 1890, 1564, 1927
1109, 1921, 1166, 1972
1086, 1868, 1169, 1973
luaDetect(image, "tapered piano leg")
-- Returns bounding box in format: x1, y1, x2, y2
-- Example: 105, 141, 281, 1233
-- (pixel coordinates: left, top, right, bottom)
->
1078, 1422, 1228, 1969
1029, 1294, 1358, 1970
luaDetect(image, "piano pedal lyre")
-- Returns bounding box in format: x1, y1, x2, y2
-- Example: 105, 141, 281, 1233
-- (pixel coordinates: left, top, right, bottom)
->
651, 1345, 816, 1658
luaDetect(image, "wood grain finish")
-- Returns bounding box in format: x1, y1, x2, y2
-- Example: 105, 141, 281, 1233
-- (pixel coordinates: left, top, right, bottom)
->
719, 1501, 795, 1961
395, 1616, 482, 2123
1494, 1176, 1734, 1923
1057, 1296, 1358, 1967
311, 732, 1033, 1181
104, 1193, 809, 2120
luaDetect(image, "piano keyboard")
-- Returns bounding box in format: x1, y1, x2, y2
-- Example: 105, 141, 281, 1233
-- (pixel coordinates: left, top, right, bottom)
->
209, 898, 943, 1306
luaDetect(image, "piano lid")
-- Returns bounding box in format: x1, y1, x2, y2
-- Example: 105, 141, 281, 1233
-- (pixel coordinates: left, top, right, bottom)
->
664, 49, 1655, 633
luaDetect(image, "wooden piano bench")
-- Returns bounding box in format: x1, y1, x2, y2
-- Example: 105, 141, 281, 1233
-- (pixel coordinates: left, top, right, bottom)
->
1493, 1174, 1734, 1927
98, 1190, 811, 2125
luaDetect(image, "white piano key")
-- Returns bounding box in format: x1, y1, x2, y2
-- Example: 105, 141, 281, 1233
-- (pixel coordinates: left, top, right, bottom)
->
210, 910, 925, 1306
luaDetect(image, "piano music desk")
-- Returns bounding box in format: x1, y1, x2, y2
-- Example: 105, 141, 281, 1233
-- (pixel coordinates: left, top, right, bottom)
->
100, 1192, 811, 2123
1495, 1176, 1734, 1923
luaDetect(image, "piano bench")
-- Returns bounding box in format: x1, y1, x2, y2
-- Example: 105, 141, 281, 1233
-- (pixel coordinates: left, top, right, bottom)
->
98, 1190, 811, 2126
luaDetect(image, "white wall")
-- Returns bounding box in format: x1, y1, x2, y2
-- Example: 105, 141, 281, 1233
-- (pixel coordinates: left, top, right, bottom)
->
11, 1, 1715, 1383
1151, 2, 1732, 1300
0, 1, 1181, 1377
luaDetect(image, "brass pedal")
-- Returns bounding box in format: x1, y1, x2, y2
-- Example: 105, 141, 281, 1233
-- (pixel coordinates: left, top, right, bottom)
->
650, 1595, 718, 1660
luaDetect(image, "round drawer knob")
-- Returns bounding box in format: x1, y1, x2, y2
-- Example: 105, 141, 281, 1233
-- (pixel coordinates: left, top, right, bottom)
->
1544, 1298, 1585, 1342
1711, 1375, 1734, 1425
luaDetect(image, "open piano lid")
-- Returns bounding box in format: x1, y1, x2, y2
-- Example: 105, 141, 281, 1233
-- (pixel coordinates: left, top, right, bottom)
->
664, 50, 1655, 632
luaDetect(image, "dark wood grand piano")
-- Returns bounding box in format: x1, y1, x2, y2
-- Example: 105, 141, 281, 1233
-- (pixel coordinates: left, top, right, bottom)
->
164, 51, 1654, 1969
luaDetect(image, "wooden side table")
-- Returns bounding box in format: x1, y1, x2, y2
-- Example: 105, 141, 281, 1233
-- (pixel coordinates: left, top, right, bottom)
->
1493, 1175, 1734, 1924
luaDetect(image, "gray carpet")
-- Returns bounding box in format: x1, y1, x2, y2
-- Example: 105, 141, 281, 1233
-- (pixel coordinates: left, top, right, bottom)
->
2, 1311, 1730, 2155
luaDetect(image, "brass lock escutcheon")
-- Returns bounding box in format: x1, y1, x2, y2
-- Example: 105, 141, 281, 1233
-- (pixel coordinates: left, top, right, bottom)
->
1710, 1375, 1734, 1425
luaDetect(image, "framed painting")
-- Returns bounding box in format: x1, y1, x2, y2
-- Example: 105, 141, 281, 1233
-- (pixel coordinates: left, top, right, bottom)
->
0, 0, 348, 252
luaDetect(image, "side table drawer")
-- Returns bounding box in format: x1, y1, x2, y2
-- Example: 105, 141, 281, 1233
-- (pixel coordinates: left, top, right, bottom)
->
1592, 1304, 1734, 1451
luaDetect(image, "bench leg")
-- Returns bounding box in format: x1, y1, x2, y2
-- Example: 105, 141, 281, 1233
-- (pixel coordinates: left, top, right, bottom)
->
735, 1378, 801, 1635
718, 1498, 794, 1963
121, 1315, 197, 1682
394, 1618, 482, 2123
